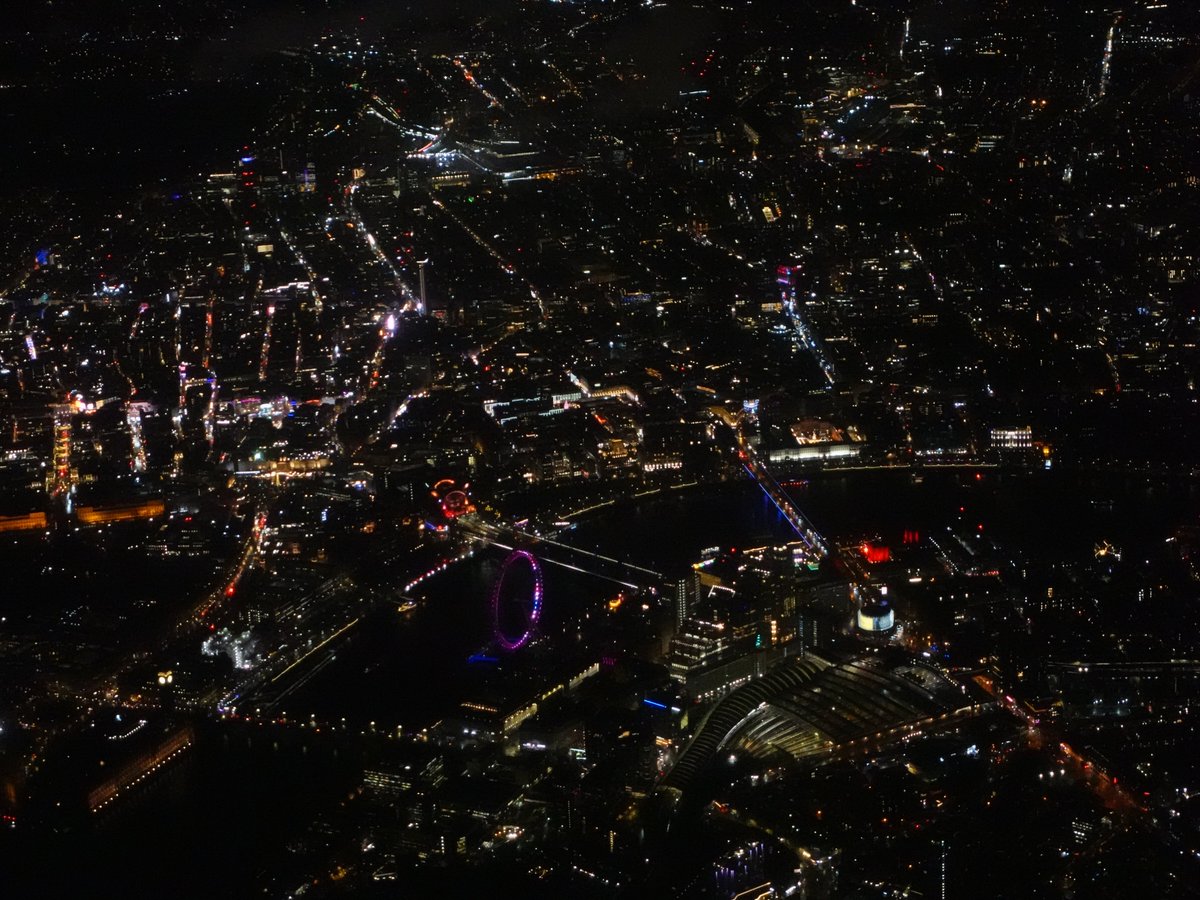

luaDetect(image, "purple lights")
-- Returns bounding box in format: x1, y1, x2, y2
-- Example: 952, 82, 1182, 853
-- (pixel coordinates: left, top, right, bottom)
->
491, 549, 543, 651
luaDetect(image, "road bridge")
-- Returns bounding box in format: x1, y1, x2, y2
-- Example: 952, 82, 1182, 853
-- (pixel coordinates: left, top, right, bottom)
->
459, 518, 662, 589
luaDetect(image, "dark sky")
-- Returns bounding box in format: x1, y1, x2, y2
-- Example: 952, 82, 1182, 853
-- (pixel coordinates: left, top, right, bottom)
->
9, 0, 511, 38
1, 0, 528, 189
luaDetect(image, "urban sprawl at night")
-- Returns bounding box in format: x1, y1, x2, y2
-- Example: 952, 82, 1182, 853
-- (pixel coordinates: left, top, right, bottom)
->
2, 1, 1200, 897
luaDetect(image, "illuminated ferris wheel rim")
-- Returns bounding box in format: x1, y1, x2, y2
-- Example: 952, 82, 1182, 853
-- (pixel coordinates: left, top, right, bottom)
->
491, 549, 544, 651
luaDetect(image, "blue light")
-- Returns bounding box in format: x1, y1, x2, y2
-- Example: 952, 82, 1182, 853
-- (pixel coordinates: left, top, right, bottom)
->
643, 698, 668, 710
743, 464, 820, 553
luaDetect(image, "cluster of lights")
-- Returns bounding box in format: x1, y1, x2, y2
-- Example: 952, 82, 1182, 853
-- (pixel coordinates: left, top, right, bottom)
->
491, 549, 544, 651
403, 548, 474, 593
106, 719, 148, 741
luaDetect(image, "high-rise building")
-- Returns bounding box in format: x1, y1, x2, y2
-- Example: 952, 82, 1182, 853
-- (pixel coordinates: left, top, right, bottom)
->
672, 571, 700, 631
669, 618, 728, 683
236, 147, 260, 231
796, 611, 823, 652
